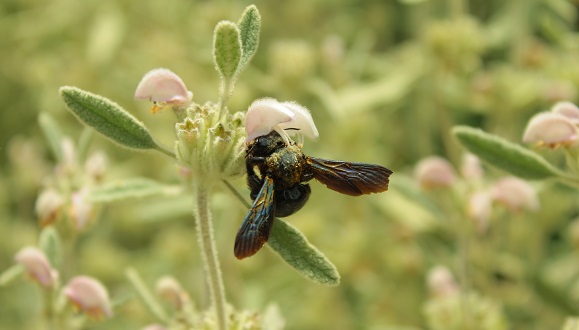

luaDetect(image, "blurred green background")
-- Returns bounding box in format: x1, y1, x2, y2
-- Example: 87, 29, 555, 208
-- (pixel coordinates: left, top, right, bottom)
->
2, 0, 579, 329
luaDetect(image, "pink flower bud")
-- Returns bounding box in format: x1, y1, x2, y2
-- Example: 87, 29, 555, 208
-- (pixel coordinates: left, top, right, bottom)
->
84, 151, 108, 182
461, 154, 484, 181
522, 112, 577, 148
69, 189, 95, 231
491, 177, 539, 213
64, 276, 112, 320
156, 276, 188, 310
427, 266, 459, 297
35, 188, 65, 227
134, 68, 193, 113
15, 247, 58, 288
468, 191, 491, 233
415, 156, 457, 189
551, 101, 579, 124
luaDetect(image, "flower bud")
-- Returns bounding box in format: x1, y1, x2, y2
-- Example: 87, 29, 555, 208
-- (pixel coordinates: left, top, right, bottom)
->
426, 265, 459, 298
84, 151, 108, 182
461, 154, 484, 181
491, 177, 539, 213
155, 276, 188, 310
415, 156, 456, 190
522, 112, 577, 148
15, 247, 58, 288
468, 191, 492, 233
134, 68, 193, 113
175, 102, 246, 181
142, 325, 167, 330
69, 189, 95, 231
35, 188, 65, 227
64, 276, 112, 319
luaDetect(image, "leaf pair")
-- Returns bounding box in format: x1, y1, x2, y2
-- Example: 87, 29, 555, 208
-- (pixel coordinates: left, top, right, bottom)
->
213, 5, 261, 91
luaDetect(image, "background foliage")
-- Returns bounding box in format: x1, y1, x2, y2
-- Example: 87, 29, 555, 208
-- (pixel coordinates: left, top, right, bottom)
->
1, 0, 579, 329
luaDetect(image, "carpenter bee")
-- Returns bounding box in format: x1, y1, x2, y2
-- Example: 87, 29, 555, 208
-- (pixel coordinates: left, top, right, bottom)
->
234, 131, 393, 259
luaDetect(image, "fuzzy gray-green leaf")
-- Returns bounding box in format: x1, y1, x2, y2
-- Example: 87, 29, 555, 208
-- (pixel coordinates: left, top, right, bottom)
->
39, 227, 62, 268
213, 21, 242, 81
38, 113, 64, 163
88, 178, 180, 202
453, 126, 563, 180
237, 5, 261, 71
267, 218, 340, 286
59, 86, 157, 150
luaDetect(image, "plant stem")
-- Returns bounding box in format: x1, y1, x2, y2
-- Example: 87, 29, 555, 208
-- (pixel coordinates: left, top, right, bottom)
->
192, 181, 227, 330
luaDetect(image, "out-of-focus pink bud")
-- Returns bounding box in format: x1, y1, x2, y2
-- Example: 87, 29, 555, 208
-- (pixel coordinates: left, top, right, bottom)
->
142, 325, 167, 330
15, 247, 58, 288
64, 276, 112, 320
35, 188, 65, 227
69, 189, 95, 231
156, 276, 188, 310
551, 101, 579, 124
522, 112, 577, 148
491, 177, 539, 213
461, 154, 484, 181
84, 151, 108, 182
468, 191, 492, 233
415, 156, 457, 189
427, 265, 459, 297
134, 68, 193, 113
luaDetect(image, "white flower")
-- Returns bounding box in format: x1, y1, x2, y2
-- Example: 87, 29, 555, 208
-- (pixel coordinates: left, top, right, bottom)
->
551, 101, 579, 124
522, 112, 577, 148
245, 98, 319, 144
134, 68, 193, 112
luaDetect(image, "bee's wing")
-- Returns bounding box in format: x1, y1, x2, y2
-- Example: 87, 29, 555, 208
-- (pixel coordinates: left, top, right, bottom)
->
306, 157, 392, 196
234, 176, 276, 259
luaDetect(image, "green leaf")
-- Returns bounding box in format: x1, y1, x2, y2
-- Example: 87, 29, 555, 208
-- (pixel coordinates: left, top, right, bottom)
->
38, 227, 62, 268
88, 178, 180, 202
0, 265, 24, 287
453, 126, 564, 180
237, 5, 261, 71
38, 113, 64, 163
212, 21, 242, 82
267, 218, 340, 286
59, 86, 158, 150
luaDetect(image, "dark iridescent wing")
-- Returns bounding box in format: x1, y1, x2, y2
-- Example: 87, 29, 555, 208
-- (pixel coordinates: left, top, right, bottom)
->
234, 176, 276, 259
306, 157, 392, 196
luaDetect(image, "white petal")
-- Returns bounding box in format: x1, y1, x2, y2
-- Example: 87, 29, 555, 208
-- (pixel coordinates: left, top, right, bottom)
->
279, 102, 319, 139
551, 101, 579, 124
134, 68, 192, 104
245, 98, 294, 142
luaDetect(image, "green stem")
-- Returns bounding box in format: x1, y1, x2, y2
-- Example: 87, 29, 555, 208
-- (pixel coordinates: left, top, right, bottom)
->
154, 144, 176, 159
192, 181, 227, 330
222, 180, 250, 208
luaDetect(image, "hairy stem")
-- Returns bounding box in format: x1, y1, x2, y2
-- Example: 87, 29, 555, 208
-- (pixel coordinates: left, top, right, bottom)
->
192, 181, 227, 330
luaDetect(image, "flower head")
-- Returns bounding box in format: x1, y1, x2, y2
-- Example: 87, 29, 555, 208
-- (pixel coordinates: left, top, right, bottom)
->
64, 276, 112, 320
522, 112, 577, 148
15, 247, 58, 288
134, 68, 193, 113
245, 98, 319, 144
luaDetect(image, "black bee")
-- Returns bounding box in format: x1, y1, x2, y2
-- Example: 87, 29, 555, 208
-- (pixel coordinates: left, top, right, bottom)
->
234, 131, 393, 259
